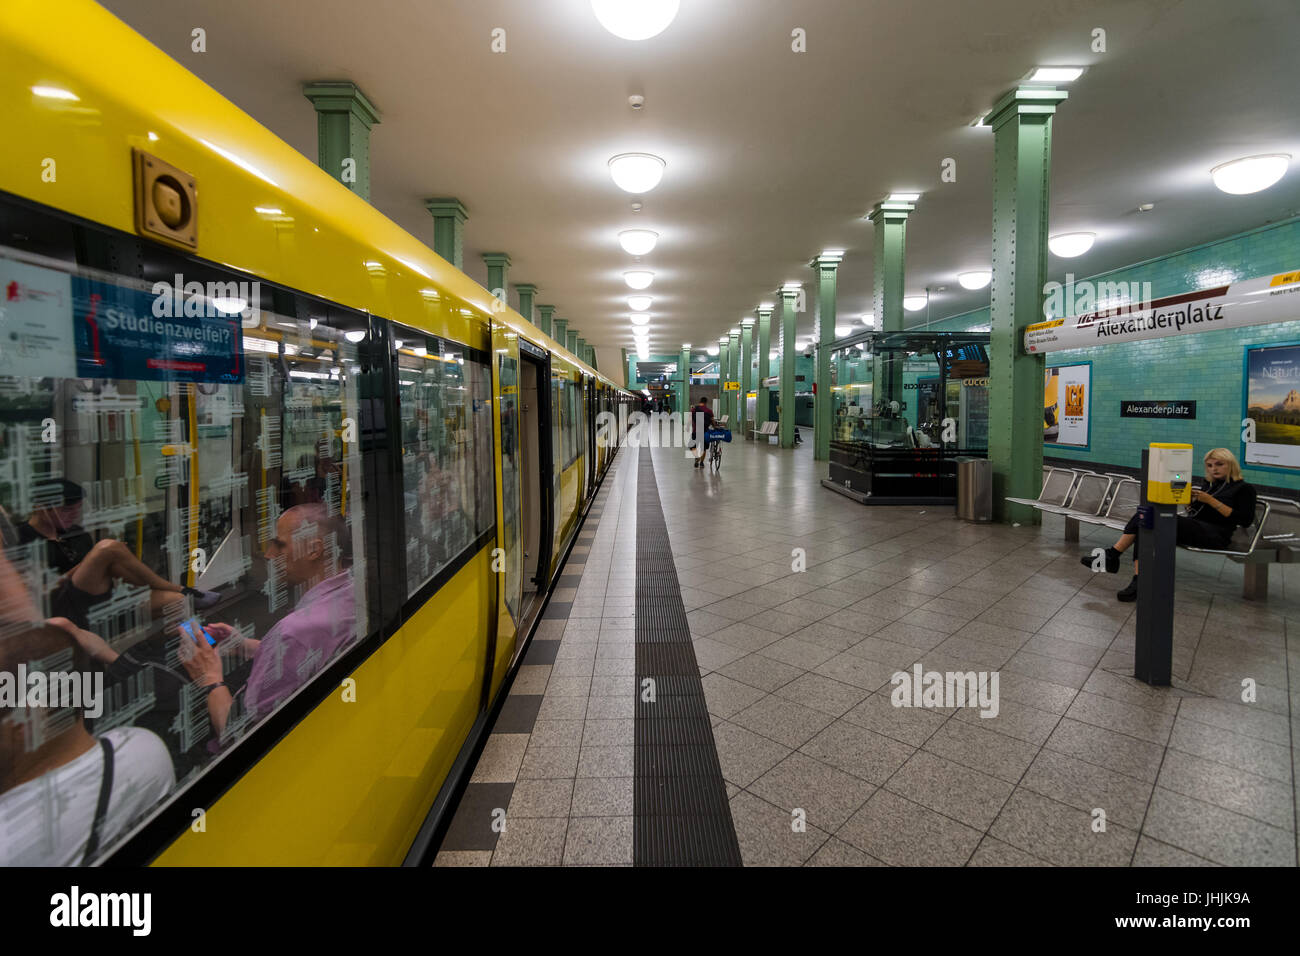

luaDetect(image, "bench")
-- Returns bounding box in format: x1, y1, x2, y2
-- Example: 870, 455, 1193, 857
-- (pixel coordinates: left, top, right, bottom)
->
746, 421, 779, 441
1007, 468, 1298, 600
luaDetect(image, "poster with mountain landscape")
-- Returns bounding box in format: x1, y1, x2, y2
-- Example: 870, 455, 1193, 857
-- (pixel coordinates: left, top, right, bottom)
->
1245, 343, 1300, 469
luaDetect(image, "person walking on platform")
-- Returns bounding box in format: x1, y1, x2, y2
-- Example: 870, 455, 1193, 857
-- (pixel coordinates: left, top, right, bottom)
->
1081, 448, 1257, 602
690, 397, 713, 469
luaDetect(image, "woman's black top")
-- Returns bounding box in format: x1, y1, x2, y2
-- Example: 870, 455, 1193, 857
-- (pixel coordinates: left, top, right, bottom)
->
1186, 479, 1257, 530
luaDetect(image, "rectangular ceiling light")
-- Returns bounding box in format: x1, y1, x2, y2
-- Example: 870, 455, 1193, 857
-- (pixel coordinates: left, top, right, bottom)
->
1029, 67, 1084, 83
887, 192, 920, 202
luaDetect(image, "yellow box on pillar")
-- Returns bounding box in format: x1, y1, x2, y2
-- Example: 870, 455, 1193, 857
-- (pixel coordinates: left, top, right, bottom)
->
1147, 442, 1194, 504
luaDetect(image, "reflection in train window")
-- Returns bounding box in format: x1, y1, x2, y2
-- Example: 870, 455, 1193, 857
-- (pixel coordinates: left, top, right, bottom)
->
393, 328, 494, 599
0, 249, 369, 865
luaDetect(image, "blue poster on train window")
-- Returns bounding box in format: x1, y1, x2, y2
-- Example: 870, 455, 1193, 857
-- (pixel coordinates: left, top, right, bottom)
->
72, 275, 244, 384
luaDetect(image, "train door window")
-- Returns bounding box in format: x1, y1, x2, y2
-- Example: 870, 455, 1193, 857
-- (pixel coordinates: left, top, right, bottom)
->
517, 357, 543, 590
496, 348, 521, 624
390, 326, 493, 599
0, 245, 372, 865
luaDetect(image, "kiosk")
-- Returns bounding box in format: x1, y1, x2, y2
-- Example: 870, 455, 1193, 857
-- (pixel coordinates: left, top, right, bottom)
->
821, 331, 990, 504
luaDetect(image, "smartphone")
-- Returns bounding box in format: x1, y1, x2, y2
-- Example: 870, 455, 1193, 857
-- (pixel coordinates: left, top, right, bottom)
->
179, 617, 217, 647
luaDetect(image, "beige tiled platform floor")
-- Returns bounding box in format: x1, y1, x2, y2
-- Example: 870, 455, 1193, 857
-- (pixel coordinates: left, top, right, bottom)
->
440, 439, 1299, 866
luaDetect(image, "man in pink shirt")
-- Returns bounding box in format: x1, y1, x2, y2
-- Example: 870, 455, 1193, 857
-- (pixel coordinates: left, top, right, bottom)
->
182, 503, 356, 738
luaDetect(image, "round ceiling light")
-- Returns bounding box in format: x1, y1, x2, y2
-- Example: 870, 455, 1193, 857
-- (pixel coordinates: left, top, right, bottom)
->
1048, 232, 1095, 258
608, 153, 665, 194
707, 345, 719, 356
591, 0, 680, 41
860, 312, 875, 327
628, 294, 654, 311
903, 295, 928, 312
624, 270, 654, 290
835, 325, 851, 337
768, 350, 779, 362
957, 270, 992, 290
618, 229, 659, 255
345, 330, 367, 343
630, 312, 650, 327
1211, 154, 1290, 194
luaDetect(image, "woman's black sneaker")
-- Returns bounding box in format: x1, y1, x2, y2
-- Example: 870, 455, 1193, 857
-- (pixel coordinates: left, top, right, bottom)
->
1117, 575, 1138, 602
1080, 547, 1121, 573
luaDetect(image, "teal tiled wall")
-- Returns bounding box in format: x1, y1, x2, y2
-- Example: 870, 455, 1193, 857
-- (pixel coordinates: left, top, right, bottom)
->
927, 217, 1300, 488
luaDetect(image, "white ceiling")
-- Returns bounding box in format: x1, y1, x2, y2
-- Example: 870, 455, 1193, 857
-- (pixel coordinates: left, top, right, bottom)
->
101, 0, 1300, 360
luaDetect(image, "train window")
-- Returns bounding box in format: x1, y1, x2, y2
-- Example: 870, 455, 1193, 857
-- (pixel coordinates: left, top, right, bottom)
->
392, 327, 494, 599
0, 245, 372, 864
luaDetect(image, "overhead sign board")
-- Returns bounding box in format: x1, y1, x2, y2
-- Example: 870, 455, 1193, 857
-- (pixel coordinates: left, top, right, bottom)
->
1025, 270, 1300, 354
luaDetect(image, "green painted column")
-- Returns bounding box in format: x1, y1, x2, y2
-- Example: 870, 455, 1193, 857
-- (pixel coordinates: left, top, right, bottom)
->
587, 346, 598, 370
728, 328, 741, 425
867, 199, 914, 411
778, 287, 799, 449
537, 305, 555, 338
566, 329, 579, 354
621, 347, 629, 388
483, 253, 511, 309
718, 336, 731, 422
425, 198, 468, 270
303, 81, 381, 201
988, 86, 1068, 523
679, 344, 691, 417
755, 306, 773, 432
553, 317, 568, 349
515, 284, 538, 327
576, 337, 587, 363
810, 253, 843, 461
739, 318, 754, 439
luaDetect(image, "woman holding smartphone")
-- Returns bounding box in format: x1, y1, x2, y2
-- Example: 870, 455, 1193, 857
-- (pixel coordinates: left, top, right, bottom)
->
1081, 448, 1258, 602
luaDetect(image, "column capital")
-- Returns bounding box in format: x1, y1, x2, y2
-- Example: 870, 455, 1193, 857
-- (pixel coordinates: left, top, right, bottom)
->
513, 282, 538, 293
809, 252, 844, 271
481, 252, 512, 269
778, 285, 802, 301
867, 199, 915, 224
424, 197, 468, 222
302, 81, 381, 128
755, 305, 774, 319
985, 86, 1068, 131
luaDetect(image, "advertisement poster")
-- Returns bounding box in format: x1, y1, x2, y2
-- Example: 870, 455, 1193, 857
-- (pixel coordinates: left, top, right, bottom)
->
1045, 363, 1090, 447
72, 275, 244, 384
1245, 343, 1300, 469
0, 257, 78, 378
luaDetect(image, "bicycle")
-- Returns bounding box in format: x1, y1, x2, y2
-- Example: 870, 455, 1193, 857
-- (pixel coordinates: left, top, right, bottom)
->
709, 439, 722, 472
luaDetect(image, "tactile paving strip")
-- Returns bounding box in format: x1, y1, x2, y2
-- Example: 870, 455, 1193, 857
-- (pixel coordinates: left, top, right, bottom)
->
634, 450, 743, 866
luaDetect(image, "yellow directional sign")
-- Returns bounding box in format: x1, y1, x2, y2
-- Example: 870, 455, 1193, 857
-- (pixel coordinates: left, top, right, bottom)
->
723, 381, 740, 391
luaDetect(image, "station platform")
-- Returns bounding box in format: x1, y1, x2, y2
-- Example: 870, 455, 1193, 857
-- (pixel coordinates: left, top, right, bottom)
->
435, 439, 1299, 867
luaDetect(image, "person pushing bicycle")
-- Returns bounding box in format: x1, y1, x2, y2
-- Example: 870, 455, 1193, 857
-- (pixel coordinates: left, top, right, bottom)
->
690, 396, 714, 469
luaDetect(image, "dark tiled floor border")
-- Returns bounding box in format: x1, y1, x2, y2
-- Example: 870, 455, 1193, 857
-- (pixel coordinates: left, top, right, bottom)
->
634, 449, 743, 865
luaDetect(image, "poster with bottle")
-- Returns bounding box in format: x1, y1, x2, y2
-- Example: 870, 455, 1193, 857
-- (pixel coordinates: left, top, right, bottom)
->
1045, 363, 1090, 448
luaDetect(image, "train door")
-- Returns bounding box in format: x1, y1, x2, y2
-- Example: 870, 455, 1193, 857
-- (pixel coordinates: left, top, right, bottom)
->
585, 376, 597, 493
518, 344, 554, 598
488, 325, 522, 697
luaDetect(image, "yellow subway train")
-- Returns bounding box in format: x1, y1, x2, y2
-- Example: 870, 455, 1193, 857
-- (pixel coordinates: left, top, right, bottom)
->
0, 0, 633, 865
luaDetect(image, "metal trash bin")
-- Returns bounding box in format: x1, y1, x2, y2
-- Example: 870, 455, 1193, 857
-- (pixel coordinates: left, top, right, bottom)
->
955, 457, 992, 522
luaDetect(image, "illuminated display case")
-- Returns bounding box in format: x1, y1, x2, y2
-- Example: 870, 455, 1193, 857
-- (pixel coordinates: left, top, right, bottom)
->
823, 331, 991, 504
